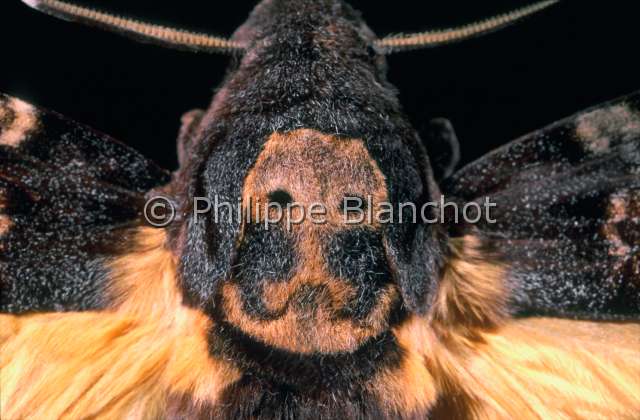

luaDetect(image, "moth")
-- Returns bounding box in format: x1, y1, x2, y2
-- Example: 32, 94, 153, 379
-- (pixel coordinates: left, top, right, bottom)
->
1, 0, 639, 418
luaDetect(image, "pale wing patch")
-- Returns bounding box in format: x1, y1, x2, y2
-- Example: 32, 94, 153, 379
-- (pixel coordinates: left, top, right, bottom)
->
575, 104, 640, 153
0, 187, 10, 238
602, 190, 640, 277
0, 97, 39, 147
0, 216, 10, 237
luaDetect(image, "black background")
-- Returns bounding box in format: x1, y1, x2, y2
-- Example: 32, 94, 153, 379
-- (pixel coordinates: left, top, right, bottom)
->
1, 1, 637, 171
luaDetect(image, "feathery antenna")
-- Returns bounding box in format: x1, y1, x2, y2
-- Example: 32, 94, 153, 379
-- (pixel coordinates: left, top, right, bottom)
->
21, 0, 245, 54
376, 0, 559, 53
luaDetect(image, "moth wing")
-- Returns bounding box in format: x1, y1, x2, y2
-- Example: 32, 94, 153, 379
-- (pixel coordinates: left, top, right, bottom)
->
444, 91, 640, 319
0, 93, 171, 313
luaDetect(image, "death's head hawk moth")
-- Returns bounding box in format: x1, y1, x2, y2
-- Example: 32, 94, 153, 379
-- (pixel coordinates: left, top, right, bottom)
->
1, 0, 639, 419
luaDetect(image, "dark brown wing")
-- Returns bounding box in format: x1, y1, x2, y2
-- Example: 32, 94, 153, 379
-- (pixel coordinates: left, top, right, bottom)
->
444, 91, 640, 319
0, 93, 170, 314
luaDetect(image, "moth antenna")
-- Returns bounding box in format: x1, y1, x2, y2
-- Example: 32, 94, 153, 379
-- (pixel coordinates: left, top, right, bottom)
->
375, 0, 559, 53
21, 0, 245, 54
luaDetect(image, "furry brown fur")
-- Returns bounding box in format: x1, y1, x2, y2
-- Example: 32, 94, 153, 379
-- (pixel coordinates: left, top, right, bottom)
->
2, 231, 638, 419
218, 128, 399, 354
1, 228, 240, 418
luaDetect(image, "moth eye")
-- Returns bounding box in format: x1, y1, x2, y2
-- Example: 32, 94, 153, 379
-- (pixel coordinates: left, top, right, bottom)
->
268, 189, 294, 207
366, 45, 377, 59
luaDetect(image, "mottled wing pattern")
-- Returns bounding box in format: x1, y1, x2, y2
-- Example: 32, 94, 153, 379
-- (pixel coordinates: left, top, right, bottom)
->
444, 91, 640, 319
0, 93, 170, 314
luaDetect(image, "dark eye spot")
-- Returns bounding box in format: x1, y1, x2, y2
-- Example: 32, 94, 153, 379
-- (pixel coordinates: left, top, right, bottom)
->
325, 228, 392, 319
268, 189, 294, 207
366, 45, 377, 59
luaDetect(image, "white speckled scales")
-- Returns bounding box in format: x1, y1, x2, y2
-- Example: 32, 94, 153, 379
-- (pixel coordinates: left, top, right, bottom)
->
445, 91, 640, 319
